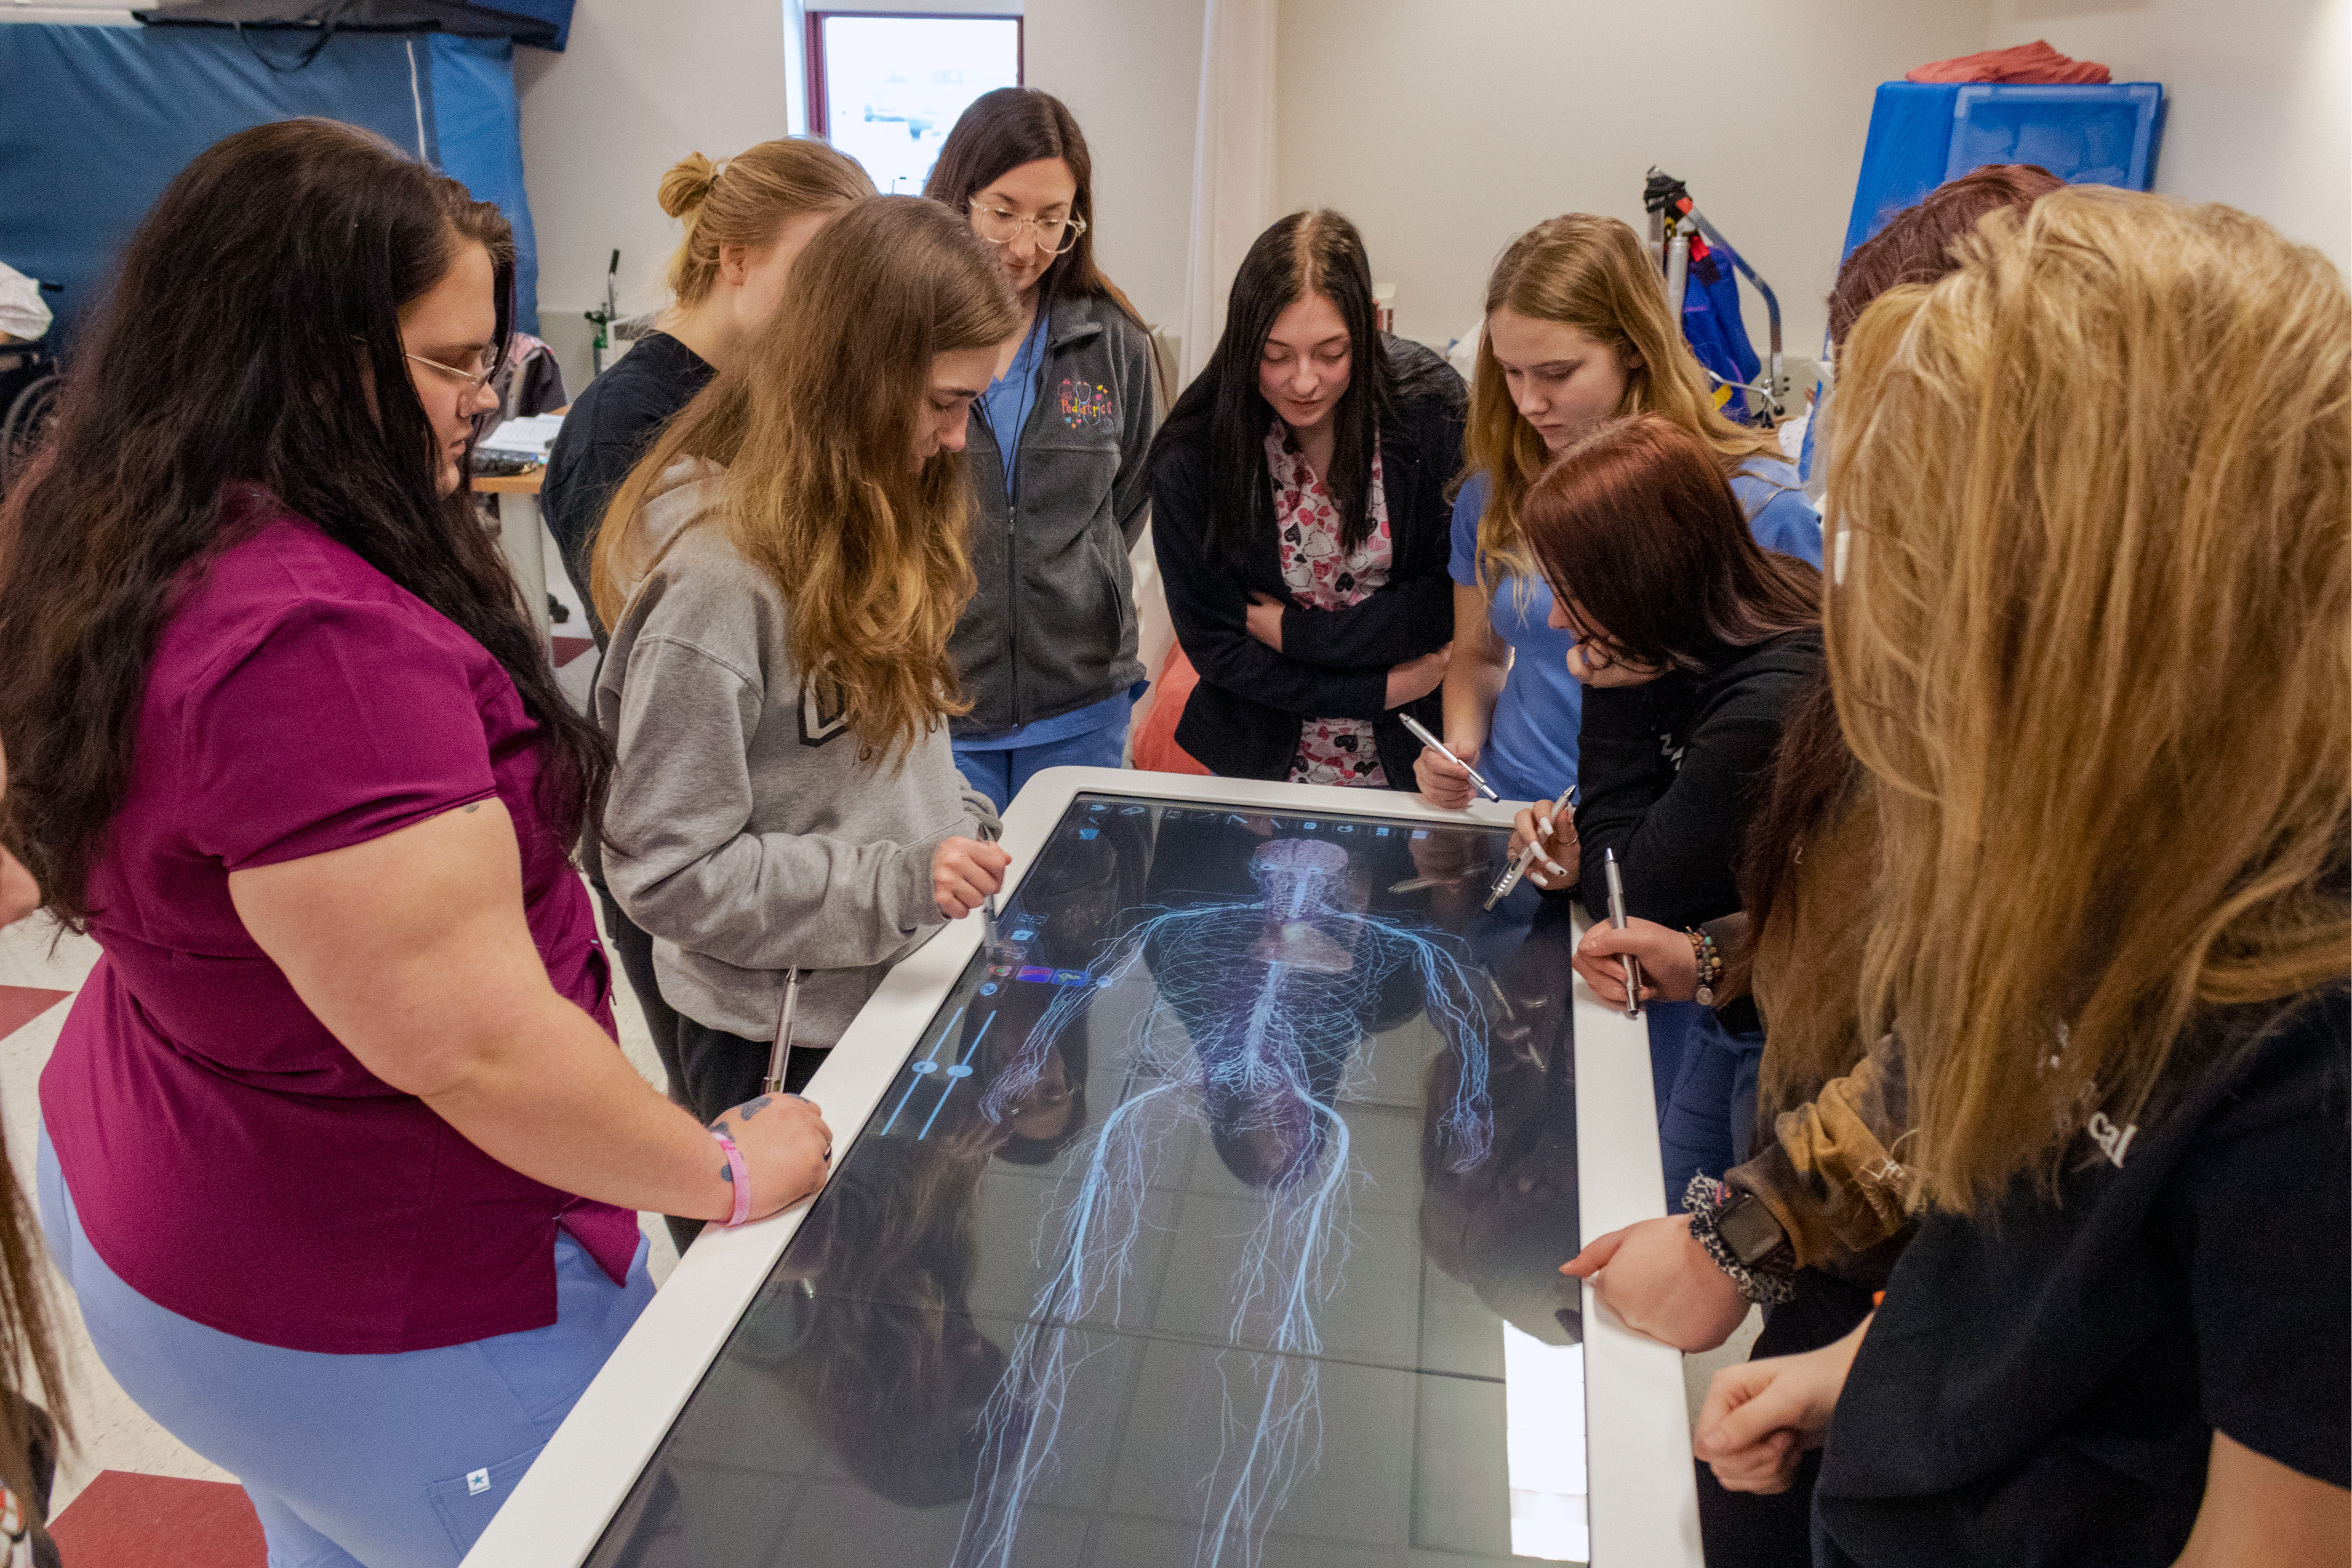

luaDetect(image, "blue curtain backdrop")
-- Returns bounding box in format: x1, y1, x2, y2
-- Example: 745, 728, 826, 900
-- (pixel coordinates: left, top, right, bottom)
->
0, 22, 539, 343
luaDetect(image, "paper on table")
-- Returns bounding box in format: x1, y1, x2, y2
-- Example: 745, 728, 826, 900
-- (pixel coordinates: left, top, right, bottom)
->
481, 413, 566, 457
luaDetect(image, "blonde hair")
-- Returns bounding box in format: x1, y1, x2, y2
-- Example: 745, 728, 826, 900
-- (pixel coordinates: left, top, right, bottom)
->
594, 196, 1019, 760
1466, 214, 1781, 594
659, 138, 874, 307
1827, 186, 2350, 1215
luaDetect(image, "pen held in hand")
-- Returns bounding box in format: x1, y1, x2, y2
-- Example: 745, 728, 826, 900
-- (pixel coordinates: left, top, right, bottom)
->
1484, 784, 1577, 910
763, 966, 802, 1097
1398, 714, 1502, 804
1600, 847, 1643, 1018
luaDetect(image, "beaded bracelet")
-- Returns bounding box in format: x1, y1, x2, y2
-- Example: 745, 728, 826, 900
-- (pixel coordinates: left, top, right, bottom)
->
1686, 925, 1725, 1007
1684, 1174, 1796, 1306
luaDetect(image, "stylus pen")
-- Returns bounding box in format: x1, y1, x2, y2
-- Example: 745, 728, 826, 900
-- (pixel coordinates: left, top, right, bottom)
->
1398, 713, 1502, 804
1485, 784, 1576, 910
1600, 848, 1643, 1018
762, 967, 801, 1097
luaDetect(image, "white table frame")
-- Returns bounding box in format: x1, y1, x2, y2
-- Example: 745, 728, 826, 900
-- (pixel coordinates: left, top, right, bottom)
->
463, 767, 1703, 1568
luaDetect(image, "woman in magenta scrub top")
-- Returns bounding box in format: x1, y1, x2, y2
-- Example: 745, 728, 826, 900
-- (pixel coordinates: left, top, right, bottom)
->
0, 121, 832, 1568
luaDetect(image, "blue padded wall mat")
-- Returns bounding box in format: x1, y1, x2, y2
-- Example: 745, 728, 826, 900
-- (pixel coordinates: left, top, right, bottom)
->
0, 22, 538, 343
429, 34, 538, 332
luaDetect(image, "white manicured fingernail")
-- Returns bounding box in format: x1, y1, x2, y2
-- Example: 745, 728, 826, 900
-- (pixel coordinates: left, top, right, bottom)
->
1546, 860, 1569, 878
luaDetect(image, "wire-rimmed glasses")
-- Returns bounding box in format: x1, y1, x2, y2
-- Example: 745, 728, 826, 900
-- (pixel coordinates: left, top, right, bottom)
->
967, 198, 1087, 256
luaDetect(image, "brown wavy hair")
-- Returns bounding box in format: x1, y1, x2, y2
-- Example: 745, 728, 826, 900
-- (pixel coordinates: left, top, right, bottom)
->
1828, 186, 2350, 1213
1465, 214, 1783, 598
1521, 414, 1818, 675
592, 196, 1019, 760
657, 138, 874, 307
0, 118, 606, 926
1738, 165, 2062, 1111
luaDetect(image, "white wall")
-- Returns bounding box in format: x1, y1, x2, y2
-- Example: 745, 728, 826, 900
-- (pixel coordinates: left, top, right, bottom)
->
1986, 0, 2350, 272
1273, 0, 1996, 360
514, 0, 798, 391
1023, 0, 1206, 335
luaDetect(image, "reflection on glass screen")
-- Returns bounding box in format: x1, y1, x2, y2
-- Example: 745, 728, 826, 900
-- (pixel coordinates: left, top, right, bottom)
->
590, 795, 1589, 1567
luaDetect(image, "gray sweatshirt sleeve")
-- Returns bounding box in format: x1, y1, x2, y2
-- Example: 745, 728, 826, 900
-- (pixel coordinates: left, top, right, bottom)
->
603, 631, 950, 971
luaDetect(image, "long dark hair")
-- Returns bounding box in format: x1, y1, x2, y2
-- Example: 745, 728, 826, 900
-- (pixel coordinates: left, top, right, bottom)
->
1522, 413, 1818, 674
922, 86, 1146, 332
1153, 210, 1395, 574
0, 118, 609, 925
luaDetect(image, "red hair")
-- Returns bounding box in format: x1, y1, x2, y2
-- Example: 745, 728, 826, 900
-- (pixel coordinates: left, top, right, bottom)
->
1522, 414, 1819, 672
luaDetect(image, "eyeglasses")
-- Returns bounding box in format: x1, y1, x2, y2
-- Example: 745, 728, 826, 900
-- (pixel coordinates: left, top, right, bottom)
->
405, 350, 500, 394
967, 199, 1087, 256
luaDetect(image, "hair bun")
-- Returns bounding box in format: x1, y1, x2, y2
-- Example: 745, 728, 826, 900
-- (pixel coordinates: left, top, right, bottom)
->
658, 153, 720, 219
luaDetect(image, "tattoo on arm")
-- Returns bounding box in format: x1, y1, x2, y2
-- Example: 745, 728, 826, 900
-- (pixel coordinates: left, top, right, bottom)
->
739, 1096, 774, 1120
461, 802, 483, 813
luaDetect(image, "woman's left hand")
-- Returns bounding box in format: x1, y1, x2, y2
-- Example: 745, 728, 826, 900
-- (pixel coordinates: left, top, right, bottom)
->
1693, 1314, 1871, 1494
1245, 592, 1287, 652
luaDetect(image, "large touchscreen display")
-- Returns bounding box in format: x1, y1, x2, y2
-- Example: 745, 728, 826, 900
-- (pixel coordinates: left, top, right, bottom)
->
589, 793, 1589, 1567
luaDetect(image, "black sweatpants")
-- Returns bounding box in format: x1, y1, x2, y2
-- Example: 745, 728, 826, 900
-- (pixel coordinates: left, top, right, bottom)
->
1694, 1269, 1878, 1567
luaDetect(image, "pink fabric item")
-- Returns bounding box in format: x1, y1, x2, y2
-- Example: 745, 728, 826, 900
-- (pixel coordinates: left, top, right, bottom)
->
1906, 40, 2110, 84
40, 490, 636, 1355
1265, 423, 1393, 788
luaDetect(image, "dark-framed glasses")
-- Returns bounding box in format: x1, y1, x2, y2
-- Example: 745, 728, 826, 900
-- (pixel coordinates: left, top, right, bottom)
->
967, 198, 1087, 256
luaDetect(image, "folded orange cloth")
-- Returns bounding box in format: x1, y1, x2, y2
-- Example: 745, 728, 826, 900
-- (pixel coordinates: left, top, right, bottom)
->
1128, 645, 1214, 777
1906, 40, 2110, 84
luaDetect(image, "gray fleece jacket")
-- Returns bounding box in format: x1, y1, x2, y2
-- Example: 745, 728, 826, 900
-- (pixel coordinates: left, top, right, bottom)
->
595, 465, 1000, 1046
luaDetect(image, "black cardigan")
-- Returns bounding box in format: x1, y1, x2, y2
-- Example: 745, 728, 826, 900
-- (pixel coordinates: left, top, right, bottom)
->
1151, 338, 1467, 784
1574, 626, 1825, 930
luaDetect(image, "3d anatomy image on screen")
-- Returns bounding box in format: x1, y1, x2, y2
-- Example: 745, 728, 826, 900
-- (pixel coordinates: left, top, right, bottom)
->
590, 794, 1592, 1568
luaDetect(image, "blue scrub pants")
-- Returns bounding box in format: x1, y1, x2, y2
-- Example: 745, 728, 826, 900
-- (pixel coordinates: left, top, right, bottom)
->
952, 714, 1130, 815
37, 1129, 654, 1568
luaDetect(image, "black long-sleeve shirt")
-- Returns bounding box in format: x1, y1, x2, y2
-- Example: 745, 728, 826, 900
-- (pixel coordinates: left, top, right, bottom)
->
540, 330, 714, 643
1151, 337, 1465, 782
1574, 627, 1824, 929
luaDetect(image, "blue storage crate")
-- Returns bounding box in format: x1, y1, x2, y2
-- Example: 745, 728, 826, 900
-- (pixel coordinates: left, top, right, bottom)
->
1841, 81, 2165, 258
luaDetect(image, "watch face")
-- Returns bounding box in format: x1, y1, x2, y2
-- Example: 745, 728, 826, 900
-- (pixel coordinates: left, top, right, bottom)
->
1717, 1193, 1787, 1267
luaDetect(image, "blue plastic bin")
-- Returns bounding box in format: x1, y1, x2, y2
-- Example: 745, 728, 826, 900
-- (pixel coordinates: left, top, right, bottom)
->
1841, 81, 2166, 258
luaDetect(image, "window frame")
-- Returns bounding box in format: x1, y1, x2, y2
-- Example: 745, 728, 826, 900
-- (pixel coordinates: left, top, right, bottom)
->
803, 9, 1027, 160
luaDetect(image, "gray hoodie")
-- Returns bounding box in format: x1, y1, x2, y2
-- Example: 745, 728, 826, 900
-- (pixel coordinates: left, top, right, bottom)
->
596, 465, 1000, 1045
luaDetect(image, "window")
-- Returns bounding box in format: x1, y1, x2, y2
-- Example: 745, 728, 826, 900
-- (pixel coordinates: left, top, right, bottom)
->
806, 12, 1024, 195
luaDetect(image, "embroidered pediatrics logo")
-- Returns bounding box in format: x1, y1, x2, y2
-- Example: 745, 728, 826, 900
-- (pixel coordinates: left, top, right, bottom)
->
1059, 377, 1115, 430
799, 678, 852, 747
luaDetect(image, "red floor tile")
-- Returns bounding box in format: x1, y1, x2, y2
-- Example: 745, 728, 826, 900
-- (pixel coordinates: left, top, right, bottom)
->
49, 1471, 264, 1568
0, 987, 68, 1043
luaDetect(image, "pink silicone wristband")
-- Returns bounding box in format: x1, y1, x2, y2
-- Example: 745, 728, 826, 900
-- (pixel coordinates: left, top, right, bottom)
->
711, 1130, 751, 1228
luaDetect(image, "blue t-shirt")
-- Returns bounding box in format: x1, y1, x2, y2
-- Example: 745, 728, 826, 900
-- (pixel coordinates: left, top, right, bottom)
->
976, 310, 1048, 500
1446, 456, 1822, 803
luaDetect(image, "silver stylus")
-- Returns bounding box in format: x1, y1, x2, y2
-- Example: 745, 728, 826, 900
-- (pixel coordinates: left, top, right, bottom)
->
762, 967, 801, 1097
1398, 713, 1502, 804
1601, 848, 1643, 1018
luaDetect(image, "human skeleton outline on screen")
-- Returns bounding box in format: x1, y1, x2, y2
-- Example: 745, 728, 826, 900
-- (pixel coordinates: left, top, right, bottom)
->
949, 834, 1500, 1568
